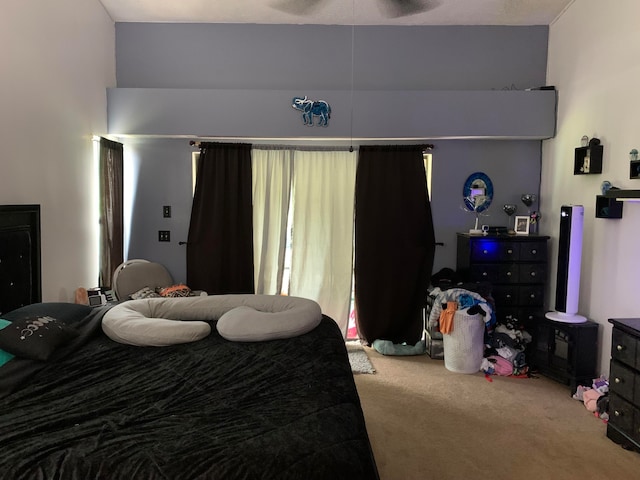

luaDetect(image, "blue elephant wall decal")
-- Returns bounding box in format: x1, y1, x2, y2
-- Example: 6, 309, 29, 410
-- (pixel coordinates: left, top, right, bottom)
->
291, 96, 331, 127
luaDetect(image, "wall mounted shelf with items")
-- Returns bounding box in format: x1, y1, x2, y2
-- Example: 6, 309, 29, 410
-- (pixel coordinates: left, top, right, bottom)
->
604, 189, 640, 201
595, 195, 623, 219
574, 145, 603, 175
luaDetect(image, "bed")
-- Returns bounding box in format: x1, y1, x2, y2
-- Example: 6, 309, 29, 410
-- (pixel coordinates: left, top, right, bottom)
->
0, 300, 378, 479
0, 206, 379, 480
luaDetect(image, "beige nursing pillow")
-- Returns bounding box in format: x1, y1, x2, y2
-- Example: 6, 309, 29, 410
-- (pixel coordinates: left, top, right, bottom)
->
101, 295, 322, 346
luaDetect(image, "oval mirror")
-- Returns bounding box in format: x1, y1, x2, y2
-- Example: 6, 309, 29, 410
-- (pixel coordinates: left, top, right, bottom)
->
463, 172, 493, 213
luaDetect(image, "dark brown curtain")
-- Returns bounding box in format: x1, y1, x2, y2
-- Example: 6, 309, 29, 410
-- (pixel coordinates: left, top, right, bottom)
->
187, 142, 254, 294
98, 138, 124, 289
354, 145, 435, 345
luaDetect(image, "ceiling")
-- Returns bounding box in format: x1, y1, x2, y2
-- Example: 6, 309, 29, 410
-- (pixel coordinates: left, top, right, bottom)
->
99, 0, 574, 26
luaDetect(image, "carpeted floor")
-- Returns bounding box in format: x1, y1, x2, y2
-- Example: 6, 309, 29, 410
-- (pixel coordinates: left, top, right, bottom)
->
354, 347, 640, 480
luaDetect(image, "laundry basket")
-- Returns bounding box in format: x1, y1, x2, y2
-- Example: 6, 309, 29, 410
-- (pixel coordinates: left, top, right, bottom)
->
442, 309, 485, 374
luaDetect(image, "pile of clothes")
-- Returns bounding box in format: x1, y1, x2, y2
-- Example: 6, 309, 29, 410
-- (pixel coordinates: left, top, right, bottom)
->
428, 285, 535, 377
573, 376, 610, 421
481, 315, 533, 377
428, 286, 496, 332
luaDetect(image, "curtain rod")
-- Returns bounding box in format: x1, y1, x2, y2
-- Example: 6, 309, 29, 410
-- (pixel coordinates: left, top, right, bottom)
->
190, 141, 434, 152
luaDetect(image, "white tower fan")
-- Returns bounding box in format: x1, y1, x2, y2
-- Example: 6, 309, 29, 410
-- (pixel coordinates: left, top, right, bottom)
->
545, 205, 587, 323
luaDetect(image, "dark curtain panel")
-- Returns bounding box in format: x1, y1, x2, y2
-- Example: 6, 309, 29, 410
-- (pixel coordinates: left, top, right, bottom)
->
98, 138, 123, 288
354, 145, 436, 345
187, 142, 254, 294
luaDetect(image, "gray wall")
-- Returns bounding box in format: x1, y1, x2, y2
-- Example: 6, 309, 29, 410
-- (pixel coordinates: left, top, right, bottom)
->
124, 139, 194, 283
114, 23, 550, 282
115, 24, 548, 91
124, 138, 542, 282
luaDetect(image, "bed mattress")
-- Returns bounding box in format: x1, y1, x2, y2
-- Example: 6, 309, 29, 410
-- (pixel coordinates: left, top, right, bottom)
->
0, 302, 378, 480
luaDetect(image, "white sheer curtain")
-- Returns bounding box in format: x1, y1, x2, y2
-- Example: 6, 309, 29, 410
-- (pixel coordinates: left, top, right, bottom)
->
289, 150, 357, 337
251, 148, 293, 295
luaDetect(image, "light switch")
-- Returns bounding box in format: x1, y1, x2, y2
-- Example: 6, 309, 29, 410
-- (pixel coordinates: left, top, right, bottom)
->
163, 206, 171, 218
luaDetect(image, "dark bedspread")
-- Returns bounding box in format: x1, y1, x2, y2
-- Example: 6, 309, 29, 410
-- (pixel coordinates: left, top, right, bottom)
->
0, 304, 378, 480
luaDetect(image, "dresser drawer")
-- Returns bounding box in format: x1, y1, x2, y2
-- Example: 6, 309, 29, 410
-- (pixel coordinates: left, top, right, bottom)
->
498, 242, 520, 261
493, 285, 519, 306
609, 393, 639, 441
492, 284, 544, 307
469, 264, 499, 283
470, 241, 501, 262
518, 306, 544, 323
518, 241, 547, 262
612, 327, 638, 369
518, 286, 544, 306
469, 240, 522, 262
518, 264, 546, 283
498, 264, 519, 284
610, 360, 637, 402
495, 306, 543, 324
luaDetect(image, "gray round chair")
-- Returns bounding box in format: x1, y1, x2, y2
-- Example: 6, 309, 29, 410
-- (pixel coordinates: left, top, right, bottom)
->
112, 259, 174, 300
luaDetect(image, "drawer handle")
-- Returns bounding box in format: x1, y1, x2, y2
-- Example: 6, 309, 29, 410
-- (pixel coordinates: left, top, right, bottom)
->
616, 345, 624, 351
531, 249, 537, 254
507, 249, 513, 254
482, 272, 488, 277
506, 294, 512, 299
614, 377, 621, 384
530, 294, 536, 299
530, 272, 536, 277
483, 249, 488, 254
507, 272, 512, 276
614, 410, 622, 417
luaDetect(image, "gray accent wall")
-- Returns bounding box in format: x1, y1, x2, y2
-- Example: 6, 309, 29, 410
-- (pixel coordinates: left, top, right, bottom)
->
115, 24, 548, 91
113, 23, 551, 282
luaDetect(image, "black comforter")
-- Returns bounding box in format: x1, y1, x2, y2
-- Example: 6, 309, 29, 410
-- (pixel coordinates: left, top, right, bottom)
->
0, 303, 378, 480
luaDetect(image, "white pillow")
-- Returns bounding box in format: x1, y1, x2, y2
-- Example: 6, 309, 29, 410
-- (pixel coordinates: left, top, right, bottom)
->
217, 300, 322, 342
102, 300, 211, 346
101, 295, 322, 346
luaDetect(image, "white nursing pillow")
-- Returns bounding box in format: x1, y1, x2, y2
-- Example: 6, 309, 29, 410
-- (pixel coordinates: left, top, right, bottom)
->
216, 296, 323, 342
102, 295, 322, 346
101, 300, 211, 346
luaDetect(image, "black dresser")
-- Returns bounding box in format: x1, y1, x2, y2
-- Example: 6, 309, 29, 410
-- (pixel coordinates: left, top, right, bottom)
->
607, 318, 640, 451
456, 233, 550, 327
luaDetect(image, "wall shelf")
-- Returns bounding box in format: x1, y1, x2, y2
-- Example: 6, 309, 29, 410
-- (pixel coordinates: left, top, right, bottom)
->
596, 195, 623, 218
604, 189, 640, 201
574, 145, 603, 175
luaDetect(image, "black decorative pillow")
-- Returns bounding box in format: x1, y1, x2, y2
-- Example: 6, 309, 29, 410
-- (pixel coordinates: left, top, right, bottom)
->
0, 316, 79, 361
2, 303, 93, 326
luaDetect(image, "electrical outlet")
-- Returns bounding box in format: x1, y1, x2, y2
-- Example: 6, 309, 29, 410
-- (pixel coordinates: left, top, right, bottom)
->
163, 205, 171, 218
158, 230, 171, 242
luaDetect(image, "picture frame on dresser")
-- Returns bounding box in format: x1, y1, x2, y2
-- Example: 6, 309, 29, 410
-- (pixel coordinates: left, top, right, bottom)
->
514, 216, 530, 235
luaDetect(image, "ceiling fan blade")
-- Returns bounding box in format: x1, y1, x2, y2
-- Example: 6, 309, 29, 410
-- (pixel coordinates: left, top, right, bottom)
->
379, 0, 441, 18
270, 0, 327, 16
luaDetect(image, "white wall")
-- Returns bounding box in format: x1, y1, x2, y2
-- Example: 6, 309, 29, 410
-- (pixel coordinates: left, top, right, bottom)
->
0, 0, 115, 301
543, 0, 640, 375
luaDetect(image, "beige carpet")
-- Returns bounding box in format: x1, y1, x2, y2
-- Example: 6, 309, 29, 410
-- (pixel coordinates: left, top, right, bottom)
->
354, 348, 639, 480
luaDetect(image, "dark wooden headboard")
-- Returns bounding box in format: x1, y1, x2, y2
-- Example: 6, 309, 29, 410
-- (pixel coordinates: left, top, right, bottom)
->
0, 205, 41, 315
